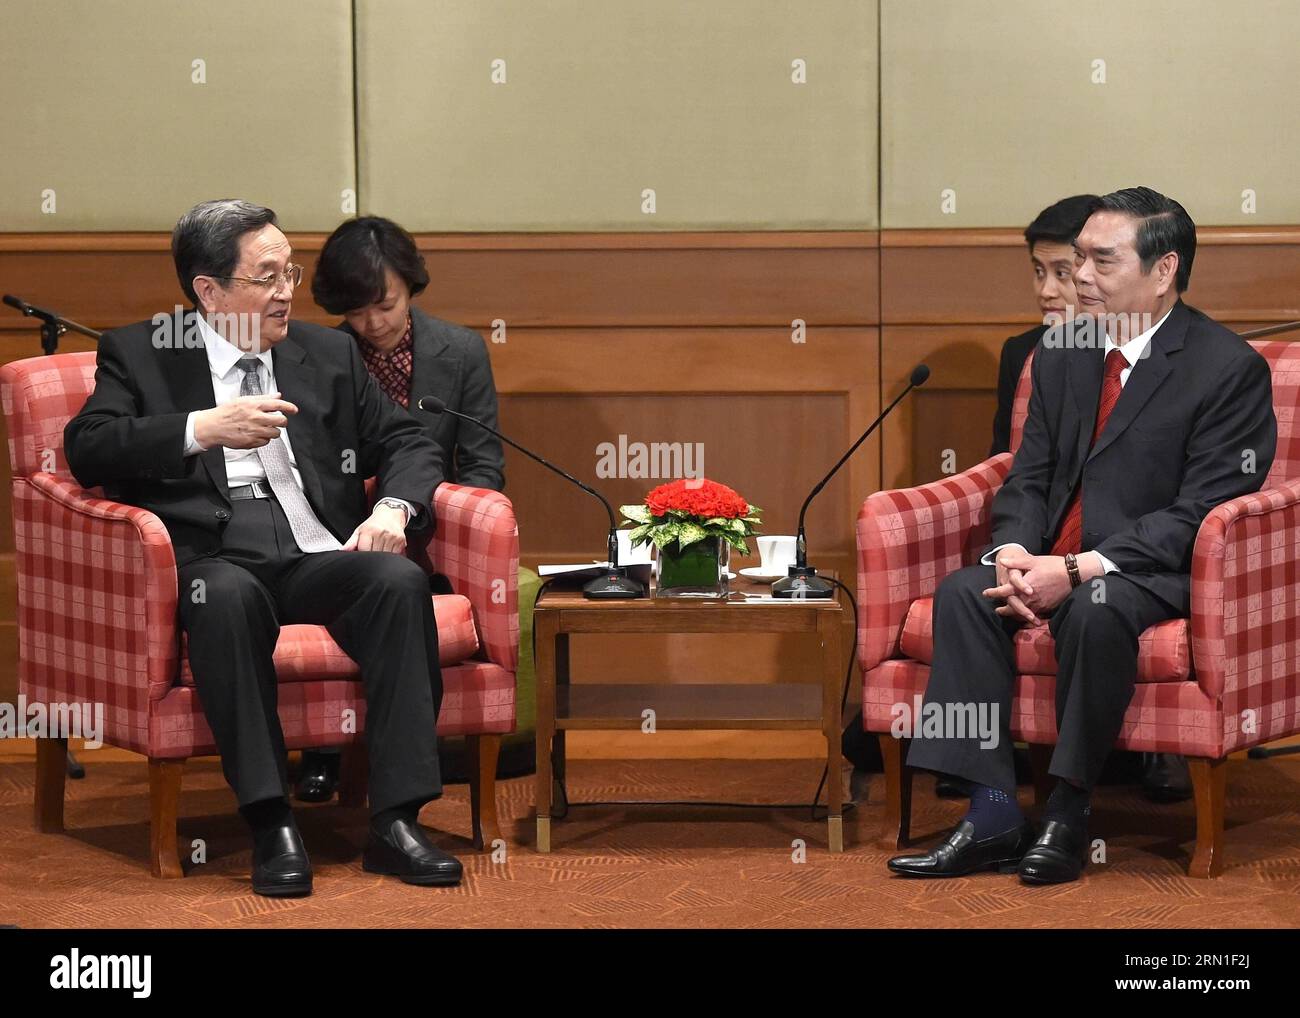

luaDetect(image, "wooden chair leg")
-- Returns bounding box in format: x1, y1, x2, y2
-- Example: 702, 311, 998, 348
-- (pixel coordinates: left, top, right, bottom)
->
879, 735, 913, 849
1188, 756, 1227, 878
467, 734, 503, 851
35, 737, 68, 833
1027, 742, 1054, 811
148, 758, 184, 879
337, 741, 369, 809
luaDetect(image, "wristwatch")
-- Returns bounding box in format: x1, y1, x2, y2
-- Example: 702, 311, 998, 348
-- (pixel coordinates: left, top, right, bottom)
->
1064, 552, 1082, 588
376, 497, 413, 527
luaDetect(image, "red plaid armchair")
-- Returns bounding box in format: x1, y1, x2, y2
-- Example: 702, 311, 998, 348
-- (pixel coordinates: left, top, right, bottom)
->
1, 352, 519, 877
857, 339, 1300, 878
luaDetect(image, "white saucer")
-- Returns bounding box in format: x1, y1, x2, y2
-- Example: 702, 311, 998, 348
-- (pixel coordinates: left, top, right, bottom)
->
739, 566, 788, 582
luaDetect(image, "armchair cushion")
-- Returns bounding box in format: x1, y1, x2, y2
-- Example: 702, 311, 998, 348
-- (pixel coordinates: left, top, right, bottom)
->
898, 596, 1192, 683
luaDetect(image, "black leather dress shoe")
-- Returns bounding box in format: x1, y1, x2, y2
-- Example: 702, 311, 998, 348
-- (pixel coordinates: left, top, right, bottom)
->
1141, 752, 1192, 803
363, 817, 463, 886
252, 823, 313, 897
888, 820, 1035, 878
295, 749, 340, 803
1017, 819, 1087, 885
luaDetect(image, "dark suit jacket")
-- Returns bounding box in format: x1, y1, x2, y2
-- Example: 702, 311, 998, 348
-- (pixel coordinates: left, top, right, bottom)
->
64, 313, 445, 567
990, 324, 1046, 456
988, 301, 1276, 614
338, 307, 505, 492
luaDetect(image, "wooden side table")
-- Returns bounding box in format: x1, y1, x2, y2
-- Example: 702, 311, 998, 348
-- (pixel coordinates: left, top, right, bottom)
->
533, 577, 845, 853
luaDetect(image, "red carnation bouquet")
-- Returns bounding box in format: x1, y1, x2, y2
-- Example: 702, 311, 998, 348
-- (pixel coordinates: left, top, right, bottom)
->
620, 478, 762, 555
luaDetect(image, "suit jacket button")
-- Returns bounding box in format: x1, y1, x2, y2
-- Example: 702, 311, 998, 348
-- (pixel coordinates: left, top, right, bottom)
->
215, 509, 231, 521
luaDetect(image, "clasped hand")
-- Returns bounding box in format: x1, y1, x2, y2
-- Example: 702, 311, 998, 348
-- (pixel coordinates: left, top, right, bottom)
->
982, 548, 1074, 625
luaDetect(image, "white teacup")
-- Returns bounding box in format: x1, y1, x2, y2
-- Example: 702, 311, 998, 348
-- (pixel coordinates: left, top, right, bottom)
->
757, 535, 797, 575
616, 528, 654, 565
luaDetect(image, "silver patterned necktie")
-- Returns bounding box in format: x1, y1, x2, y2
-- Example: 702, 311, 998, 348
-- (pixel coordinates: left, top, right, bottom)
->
236, 358, 342, 552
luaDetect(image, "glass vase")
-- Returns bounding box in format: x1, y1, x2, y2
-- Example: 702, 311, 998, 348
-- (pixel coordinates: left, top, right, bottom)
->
654, 536, 730, 598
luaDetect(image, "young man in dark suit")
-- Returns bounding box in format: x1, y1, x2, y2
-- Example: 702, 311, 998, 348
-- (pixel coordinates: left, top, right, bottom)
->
889, 187, 1277, 884
64, 200, 464, 896
990, 195, 1097, 457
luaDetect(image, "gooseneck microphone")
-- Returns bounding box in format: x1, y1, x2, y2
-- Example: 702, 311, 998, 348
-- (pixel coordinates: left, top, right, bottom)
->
417, 395, 644, 599
773, 363, 931, 599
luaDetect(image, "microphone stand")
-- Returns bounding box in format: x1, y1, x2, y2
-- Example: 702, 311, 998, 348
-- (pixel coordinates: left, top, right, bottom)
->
2, 295, 101, 355
773, 365, 930, 599
416, 398, 643, 599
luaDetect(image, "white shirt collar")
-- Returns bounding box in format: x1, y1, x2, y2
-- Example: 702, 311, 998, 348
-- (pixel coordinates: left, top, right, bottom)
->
1104, 305, 1174, 368
194, 312, 273, 377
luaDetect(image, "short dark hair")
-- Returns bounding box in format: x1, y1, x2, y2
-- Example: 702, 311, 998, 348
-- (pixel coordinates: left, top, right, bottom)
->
1087, 186, 1196, 293
172, 199, 278, 306
1023, 194, 1098, 250
311, 216, 429, 315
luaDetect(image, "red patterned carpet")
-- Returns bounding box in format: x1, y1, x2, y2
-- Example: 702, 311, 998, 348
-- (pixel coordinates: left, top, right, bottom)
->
2, 742, 1299, 928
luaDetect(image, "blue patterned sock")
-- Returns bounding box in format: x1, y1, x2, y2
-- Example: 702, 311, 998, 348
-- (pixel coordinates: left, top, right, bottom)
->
961, 783, 1025, 838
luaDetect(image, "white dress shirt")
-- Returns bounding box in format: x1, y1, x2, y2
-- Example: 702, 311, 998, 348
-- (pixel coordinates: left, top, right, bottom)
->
182, 314, 414, 525
983, 305, 1174, 575
182, 314, 307, 490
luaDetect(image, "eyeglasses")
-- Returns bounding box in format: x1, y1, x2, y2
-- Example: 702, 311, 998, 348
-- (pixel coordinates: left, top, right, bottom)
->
213, 263, 303, 291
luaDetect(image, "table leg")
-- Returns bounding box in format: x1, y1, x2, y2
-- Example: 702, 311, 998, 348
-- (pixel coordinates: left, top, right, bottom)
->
553, 633, 570, 814
534, 612, 558, 852
820, 612, 844, 853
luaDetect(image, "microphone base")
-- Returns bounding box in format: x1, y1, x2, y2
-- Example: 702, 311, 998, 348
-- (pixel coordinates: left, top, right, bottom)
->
583, 569, 646, 600
771, 566, 837, 600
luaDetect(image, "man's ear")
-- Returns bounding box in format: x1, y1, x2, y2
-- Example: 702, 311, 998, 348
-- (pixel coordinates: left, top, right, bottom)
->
1153, 252, 1179, 297
191, 276, 220, 313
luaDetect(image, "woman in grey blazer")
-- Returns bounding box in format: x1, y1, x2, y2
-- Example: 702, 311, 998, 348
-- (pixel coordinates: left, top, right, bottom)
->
295, 216, 507, 801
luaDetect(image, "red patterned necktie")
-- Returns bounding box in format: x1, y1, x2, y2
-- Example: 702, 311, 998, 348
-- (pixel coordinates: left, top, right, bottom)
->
1049, 348, 1128, 557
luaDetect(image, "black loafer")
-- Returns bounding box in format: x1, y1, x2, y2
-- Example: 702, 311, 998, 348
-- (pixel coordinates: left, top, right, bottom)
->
363, 817, 463, 886
1141, 752, 1192, 804
888, 820, 1035, 878
1018, 819, 1088, 885
252, 823, 313, 897
295, 749, 340, 803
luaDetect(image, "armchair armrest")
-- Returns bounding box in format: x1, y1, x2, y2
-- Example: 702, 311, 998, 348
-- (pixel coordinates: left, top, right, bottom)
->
424, 483, 520, 672
15, 474, 180, 722
1190, 477, 1300, 752
856, 454, 1011, 672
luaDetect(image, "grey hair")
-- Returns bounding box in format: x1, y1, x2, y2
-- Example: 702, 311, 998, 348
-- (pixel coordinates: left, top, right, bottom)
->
171, 199, 278, 306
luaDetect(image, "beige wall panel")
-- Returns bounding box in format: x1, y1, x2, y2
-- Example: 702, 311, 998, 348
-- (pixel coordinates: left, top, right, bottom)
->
0, 0, 355, 231
356, 0, 878, 230
881, 0, 1300, 227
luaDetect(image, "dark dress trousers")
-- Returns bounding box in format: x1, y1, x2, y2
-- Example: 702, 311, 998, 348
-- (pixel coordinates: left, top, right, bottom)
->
908, 302, 1277, 792
64, 314, 448, 813
340, 306, 505, 491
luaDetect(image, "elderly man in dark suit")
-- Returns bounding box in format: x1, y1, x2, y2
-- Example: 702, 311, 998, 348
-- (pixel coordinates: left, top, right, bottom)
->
889, 187, 1277, 884
64, 199, 463, 897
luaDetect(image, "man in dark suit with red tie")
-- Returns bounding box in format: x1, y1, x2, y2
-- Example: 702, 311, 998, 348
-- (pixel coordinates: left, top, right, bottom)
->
888, 187, 1277, 884
64, 199, 464, 897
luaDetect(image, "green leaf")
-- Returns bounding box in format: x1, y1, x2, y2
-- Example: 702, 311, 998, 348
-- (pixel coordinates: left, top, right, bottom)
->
628, 523, 655, 546
620, 504, 652, 525
650, 523, 680, 549
675, 521, 708, 548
